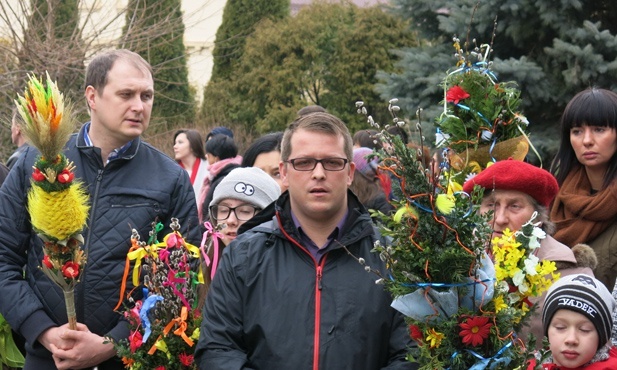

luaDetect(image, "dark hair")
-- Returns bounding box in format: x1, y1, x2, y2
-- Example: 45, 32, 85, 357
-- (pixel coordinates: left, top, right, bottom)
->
206, 134, 238, 160
281, 112, 353, 162
174, 129, 206, 160
387, 125, 409, 144
206, 126, 234, 141
297, 105, 327, 116
84, 49, 152, 93
353, 129, 383, 150
242, 132, 283, 167
551, 87, 617, 189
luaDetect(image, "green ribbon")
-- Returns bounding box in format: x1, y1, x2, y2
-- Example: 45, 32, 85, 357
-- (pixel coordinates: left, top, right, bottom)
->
0, 314, 25, 368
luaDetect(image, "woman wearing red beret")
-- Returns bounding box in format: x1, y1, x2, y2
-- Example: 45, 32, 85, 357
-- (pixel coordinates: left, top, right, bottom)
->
463, 159, 596, 349
550, 88, 617, 292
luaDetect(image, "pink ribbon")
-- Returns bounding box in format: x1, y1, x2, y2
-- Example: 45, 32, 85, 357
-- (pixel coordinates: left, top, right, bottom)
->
200, 222, 222, 280
163, 269, 191, 310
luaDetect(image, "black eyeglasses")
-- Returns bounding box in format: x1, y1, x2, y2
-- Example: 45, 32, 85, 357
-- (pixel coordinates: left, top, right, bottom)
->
209, 204, 260, 221
286, 157, 348, 171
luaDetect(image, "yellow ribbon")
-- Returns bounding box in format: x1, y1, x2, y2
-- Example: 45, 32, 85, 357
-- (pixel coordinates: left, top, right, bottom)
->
127, 244, 163, 287
147, 335, 169, 357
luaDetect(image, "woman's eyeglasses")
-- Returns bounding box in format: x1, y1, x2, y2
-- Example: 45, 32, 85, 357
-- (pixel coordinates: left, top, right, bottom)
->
210, 204, 260, 221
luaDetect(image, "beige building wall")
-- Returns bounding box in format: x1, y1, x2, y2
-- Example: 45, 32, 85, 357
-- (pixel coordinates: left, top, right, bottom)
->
0, 0, 226, 105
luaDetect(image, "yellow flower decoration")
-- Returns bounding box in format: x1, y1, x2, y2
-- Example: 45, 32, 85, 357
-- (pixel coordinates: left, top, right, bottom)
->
493, 295, 508, 313
426, 328, 445, 348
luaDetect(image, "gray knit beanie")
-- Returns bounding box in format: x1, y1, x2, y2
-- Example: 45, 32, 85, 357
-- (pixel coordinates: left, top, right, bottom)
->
542, 274, 615, 349
210, 167, 281, 210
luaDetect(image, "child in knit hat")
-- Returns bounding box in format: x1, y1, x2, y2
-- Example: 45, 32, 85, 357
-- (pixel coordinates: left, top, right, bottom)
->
198, 167, 281, 309
535, 274, 617, 369
208, 166, 281, 246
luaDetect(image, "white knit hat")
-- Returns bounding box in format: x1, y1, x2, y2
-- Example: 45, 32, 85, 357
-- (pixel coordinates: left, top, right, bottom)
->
542, 274, 616, 349
209, 167, 281, 210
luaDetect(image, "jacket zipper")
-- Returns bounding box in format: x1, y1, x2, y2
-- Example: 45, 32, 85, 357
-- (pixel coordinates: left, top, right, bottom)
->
78, 169, 103, 322
276, 212, 326, 370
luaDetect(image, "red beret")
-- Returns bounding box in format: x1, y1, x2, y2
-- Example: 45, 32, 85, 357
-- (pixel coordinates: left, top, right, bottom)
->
462, 159, 559, 207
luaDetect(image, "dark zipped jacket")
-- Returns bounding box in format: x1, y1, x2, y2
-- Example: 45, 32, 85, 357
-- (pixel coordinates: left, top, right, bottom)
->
0, 124, 200, 368
195, 191, 417, 370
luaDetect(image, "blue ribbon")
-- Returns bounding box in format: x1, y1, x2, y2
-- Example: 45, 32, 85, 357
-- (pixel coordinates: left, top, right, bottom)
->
391, 276, 495, 288
448, 340, 513, 370
454, 103, 492, 127
140, 294, 164, 343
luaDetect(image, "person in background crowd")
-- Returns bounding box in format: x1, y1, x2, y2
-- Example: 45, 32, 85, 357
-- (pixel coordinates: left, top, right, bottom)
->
195, 112, 417, 370
6, 110, 30, 169
241, 132, 286, 192
0, 49, 200, 370
464, 159, 596, 349
173, 129, 208, 199
205, 126, 234, 142
550, 88, 617, 291
198, 134, 242, 222
533, 274, 617, 369
353, 129, 383, 151
350, 147, 393, 219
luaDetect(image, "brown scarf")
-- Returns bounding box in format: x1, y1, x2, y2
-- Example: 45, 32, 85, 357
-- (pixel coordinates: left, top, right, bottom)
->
550, 165, 617, 246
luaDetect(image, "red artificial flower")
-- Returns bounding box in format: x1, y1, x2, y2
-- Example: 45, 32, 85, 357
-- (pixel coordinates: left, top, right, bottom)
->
129, 330, 143, 353
446, 85, 470, 104
179, 353, 194, 366
32, 168, 45, 182
155, 367, 165, 370
61, 261, 80, 279
42, 255, 54, 269
409, 324, 423, 345
459, 316, 492, 347
57, 169, 74, 184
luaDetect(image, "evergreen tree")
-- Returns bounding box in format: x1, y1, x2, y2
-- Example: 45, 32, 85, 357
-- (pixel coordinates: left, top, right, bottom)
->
201, 0, 289, 123
121, 0, 195, 133
19, 0, 83, 105
379, 0, 617, 163
204, 2, 416, 135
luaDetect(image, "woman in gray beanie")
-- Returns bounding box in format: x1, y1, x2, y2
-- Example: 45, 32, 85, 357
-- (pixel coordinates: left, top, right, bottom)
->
208, 167, 281, 246
199, 167, 281, 307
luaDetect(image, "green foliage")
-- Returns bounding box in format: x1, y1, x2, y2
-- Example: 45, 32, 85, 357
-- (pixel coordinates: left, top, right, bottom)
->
380, 0, 617, 163
209, 0, 289, 83
19, 0, 83, 106
202, 2, 417, 135
122, 0, 195, 132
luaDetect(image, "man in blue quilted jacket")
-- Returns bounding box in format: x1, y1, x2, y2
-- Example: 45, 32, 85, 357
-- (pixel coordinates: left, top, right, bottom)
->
0, 49, 200, 369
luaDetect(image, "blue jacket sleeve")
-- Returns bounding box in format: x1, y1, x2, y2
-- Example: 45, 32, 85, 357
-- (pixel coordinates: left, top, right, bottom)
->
0, 154, 57, 345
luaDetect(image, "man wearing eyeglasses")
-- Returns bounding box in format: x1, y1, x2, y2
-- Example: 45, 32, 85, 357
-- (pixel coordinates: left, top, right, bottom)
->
196, 112, 417, 370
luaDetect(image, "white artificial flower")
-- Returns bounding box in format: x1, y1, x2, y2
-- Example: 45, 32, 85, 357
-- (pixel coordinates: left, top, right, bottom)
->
496, 280, 510, 294
512, 270, 525, 287
524, 255, 539, 276
518, 281, 529, 294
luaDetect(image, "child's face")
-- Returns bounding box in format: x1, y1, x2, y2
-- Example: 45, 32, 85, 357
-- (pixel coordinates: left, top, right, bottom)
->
548, 309, 599, 368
